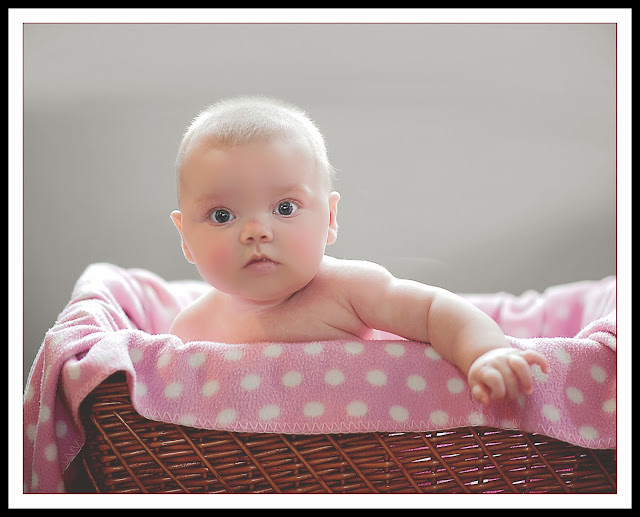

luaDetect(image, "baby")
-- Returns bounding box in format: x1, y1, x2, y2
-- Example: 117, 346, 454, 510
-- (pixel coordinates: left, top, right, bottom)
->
169, 96, 549, 406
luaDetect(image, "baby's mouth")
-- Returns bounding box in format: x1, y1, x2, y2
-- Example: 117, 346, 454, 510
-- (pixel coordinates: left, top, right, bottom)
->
244, 255, 279, 269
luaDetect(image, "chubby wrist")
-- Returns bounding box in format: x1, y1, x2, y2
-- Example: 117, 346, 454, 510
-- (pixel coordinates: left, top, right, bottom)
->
451, 323, 511, 376
426, 290, 511, 375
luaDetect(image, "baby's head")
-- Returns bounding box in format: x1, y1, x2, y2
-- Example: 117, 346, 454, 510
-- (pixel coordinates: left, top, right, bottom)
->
175, 96, 335, 203
171, 96, 340, 303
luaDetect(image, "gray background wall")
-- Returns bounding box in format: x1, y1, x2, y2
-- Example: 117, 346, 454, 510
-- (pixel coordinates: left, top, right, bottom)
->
22, 23, 616, 384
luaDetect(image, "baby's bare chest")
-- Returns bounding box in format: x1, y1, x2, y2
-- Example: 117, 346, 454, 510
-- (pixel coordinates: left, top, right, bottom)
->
204, 292, 372, 344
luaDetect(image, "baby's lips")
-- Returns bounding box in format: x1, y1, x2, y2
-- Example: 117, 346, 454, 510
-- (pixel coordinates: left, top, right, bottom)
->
244, 254, 278, 267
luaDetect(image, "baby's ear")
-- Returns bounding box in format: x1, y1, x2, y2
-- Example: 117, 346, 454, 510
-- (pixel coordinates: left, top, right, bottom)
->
170, 210, 195, 264
326, 191, 340, 245
170, 210, 183, 232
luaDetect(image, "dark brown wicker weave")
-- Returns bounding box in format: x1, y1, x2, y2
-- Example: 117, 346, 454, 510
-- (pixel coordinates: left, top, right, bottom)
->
78, 372, 616, 494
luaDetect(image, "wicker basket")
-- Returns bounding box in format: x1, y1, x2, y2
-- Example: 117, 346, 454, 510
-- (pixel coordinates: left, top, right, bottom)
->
77, 372, 616, 494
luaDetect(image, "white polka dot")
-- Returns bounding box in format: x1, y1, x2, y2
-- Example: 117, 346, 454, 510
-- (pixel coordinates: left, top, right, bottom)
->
500, 419, 517, 430
188, 352, 206, 368
304, 402, 324, 418
425, 347, 441, 360
304, 342, 323, 355
178, 414, 196, 426
390, 405, 409, 422
385, 343, 405, 357
259, 405, 280, 420
602, 399, 616, 413
49, 333, 64, 348
263, 344, 283, 358
164, 382, 183, 399
25, 384, 35, 402
469, 411, 485, 426
542, 404, 561, 422
241, 374, 261, 391
45, 443, 57, 462
157, 353, 172, 368
55, 420, 67, 438
283, 371, 302, 387
67, 362, 81, 380
26, 424, 37, 442
39, 405, 51, 423
346, 400, 368, 418
566, 386, 584, 404
531, 364, 549, 383
224, 348, 243, 361
447, 377, 465, 394
325, 369, 345, 386
430, 410, 448, 426
554, 348, 572, 364
217, 408, 237, 425
130, 348, 144, 363
579, 426, 598, 440
135, 381, 147, 397
591, 365, 606, 383
407, 375, 426, 392
366, 369, 387, 386
344, 342, 364, 355
202, 379, 220, 397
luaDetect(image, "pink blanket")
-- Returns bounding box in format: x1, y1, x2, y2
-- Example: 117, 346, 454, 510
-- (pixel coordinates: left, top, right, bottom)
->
23, 263, 616, 493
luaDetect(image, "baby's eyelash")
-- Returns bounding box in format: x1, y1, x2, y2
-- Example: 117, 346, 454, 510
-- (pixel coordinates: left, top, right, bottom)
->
208, 207, 235, 224
274, 199, 301, 216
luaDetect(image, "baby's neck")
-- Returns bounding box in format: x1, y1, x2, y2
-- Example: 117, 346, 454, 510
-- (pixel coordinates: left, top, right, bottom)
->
217, 289, 298, 315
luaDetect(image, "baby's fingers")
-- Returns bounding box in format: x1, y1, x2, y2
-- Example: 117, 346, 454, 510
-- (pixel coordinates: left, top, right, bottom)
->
521, 350, 551, 374
471, 383, 491, 406
476, 366, 506, 401
508, 354, 535, 395
493, 360, 522, 400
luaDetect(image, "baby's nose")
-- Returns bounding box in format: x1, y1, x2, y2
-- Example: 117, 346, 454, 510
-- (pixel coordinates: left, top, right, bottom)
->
240, 218, 273, 243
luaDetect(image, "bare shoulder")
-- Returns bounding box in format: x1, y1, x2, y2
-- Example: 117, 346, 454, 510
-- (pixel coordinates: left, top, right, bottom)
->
320, 255, 393, 278
169, 289, 216, 340
318, 255, 439, 308
317, 255, 395, 294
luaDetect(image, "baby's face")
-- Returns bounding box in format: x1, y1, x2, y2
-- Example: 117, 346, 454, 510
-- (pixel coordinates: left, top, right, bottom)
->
172, 138, 339, 304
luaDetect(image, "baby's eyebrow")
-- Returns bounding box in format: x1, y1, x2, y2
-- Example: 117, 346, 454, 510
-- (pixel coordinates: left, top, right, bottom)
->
194, 191, 231, 208
194, 184, 312, 207
276, 184, 313, 197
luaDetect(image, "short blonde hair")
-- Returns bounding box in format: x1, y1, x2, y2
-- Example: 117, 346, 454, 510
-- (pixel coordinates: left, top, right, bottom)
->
175, 96, 335, 190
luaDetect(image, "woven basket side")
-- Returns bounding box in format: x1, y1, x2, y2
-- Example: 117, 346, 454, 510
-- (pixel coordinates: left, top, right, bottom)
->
79, 374, 617, 494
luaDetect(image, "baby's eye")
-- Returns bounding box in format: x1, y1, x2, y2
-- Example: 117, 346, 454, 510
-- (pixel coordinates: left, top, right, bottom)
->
210, 208, 235, 224
274, 200, 299, 217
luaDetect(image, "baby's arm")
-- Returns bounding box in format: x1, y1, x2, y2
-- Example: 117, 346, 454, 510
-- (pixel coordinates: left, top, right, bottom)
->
342, 260, 549, 405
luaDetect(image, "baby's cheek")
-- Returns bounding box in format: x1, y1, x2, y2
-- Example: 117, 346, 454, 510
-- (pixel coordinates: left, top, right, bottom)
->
196, 246, 235, 287
210, 245, 234, 267
292, 230, 324, 260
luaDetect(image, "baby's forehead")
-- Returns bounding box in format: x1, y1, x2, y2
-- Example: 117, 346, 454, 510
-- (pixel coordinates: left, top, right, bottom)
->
177, 137, 331, 203
182, 135, 327, 180
196, 133, 307, 154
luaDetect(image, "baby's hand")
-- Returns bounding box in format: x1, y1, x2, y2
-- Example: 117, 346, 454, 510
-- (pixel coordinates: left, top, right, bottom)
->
467, 348, 550, 406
